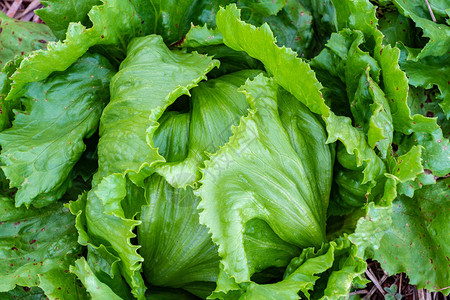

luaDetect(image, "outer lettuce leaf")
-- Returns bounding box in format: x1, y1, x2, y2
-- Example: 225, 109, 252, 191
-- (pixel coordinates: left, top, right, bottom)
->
180, 44, 263, 79
0, 286, 47, 299
407, 86, 449, 137
344, 31, 381, 103
145, 287, 198, 300
262, 0, 313, 57
197, 74, 332, 283
213, 236, 365, 300
70, 257, 122, 300
99, 34, 219, 185
361, 71, 393, 158
181, 25, 223, 48
389, 0, 448, 20
85, 244, 133, 299
238, 0, 284, 18
283, 236, 366, 300
6, 0, 142, 100
348, 203, 393, 260
298, 0, 337, 54
329, 167, 371, 214
397, 130, 450, 178
216, 4, 327, 116
376, 43, 438, 134
211, 218, 301, 299
349, 145, 425, 259
399, 47, 449, 111
0, 57, 23, 131
216, 4, 385, 186
0, 196, 86, 299
0, 12, 55, 69
350, 62, 392, 158
36, 0, 101, 40
374, 179, 450, 295
152, 111, 191, 163
332, 0, 383, 47
242, 219, 300, 279
378, 10, 415, 47
130, 0, 232, 44
0, 54, 114, 208
139, 175, 219, 289
155, 70, 261, 187
81, 177, 146, 299
392, 0, 450, 59
69, 194, 133, 299
332, 0, 439, 135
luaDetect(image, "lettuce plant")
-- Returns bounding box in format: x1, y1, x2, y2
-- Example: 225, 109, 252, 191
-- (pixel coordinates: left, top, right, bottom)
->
0, 0, 448, 299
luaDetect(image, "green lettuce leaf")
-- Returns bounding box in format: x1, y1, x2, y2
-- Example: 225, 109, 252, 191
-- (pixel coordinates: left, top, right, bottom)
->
69, 194, 134, 299
145, 287, 198, 300
299, 0, 337, 54
0, 196, 86, 299
212, 236, 366, 300
139, 174, 219, 289
309, 35, 349, 117
332, 0, 440, 135
81, 177, 146, 299
99, 34, 218, 185
399, 46, 449, 111
332, 0, 383, 47
392, 0, 450, 59
181, 45, 263, 79
155, 70, 261, 187
216, 4, 385, 187
390, 0, 448, 21
86, 244, 133, 299
179, 24, 264, 79
190, 0, 238, 28
262, 0, 313, 58
238, 0, 285, 19
330, 167, 370, 214
0, 54, 114, 208
374, 179, 450, 295
131, 0, 231, 44
0, 286, 47, 299
0, 57, 24, 131
70, 257, 122, 300
197, 74, 333, 283
377, 44, 439, 134
181, 24, 223, 48
152, 111, 191, 163
378, 10, 415, 47
6, 0, 142, 100
0, 12, 55, 69
283, 236, 366, 300
216, 4, 327, 115
397, 130, 450, 178
349, 145, 425, 259
211, 218, 301, 299
36, 0, 101, 40
351, 64, 392, 158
